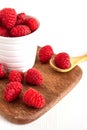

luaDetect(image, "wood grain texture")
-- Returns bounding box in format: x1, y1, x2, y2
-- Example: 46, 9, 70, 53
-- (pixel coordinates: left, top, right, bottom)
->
0, 47, 82, 124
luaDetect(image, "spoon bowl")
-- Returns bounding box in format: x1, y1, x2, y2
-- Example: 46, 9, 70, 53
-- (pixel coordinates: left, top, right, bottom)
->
50, 54, 87, 72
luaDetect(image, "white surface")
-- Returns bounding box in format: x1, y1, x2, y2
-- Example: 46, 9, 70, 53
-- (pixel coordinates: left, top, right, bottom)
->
0, 0, 87, 129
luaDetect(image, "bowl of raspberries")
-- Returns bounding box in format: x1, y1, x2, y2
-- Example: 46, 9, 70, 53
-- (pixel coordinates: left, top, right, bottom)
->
0, 7, 40, 72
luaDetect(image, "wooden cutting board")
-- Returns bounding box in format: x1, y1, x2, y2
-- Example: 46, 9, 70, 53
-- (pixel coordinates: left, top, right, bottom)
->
0, 47, 82, 124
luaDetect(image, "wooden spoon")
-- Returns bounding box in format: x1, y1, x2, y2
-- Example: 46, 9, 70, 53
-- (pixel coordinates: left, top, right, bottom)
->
50, 55, 87, 72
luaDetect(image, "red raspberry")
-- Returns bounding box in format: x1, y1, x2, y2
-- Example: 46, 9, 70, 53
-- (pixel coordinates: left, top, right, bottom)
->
0, 8, 17, 29
25, 68, 43, 85
24, 17, 39, 32
23, 88, 45, 108
0, 64, 7, 78
4, 82, 23, 102
54, 52, 71, 69
39, 45, 54, 63
10, 25, 31, 37
0, 26, 9, 37
17, 12, 26, 20
0, 10, 2, 18
8, 70, 24, 83
16, 12, 26, 25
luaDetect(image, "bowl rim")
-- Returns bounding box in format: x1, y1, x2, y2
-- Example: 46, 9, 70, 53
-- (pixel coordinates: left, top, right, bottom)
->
0, 16, 40, 41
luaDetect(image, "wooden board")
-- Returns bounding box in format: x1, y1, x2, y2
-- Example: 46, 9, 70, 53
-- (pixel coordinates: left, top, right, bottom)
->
0, 47, 82, 124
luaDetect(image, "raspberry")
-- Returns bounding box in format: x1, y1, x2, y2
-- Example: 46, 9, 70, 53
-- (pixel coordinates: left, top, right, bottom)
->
25, 68, 43, 85
17, 12, 26, 20
8, 70, 24, 83
24, 17, 39, 32
0, 26, 9, 37
23, 88, 45, 108
39, 45, 54, 63
0, 64, 7, 78
10, 25, 31, 37
54, 52, 71, 69
4, 82, 23, 102
16, 12, 26, 25
0, 10, 2, 18
0, 8, 17, 29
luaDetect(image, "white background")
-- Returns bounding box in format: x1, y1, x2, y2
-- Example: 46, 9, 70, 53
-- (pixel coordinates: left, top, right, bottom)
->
0, 0, 87, 129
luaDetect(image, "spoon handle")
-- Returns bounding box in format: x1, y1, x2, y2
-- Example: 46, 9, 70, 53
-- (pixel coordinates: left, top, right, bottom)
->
71, 55, 87, 64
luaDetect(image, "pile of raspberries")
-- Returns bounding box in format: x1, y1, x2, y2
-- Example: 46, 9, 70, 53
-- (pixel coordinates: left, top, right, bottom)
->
0, 8, 39, 37
1, 66, 45, 109
0, 45, 71, 109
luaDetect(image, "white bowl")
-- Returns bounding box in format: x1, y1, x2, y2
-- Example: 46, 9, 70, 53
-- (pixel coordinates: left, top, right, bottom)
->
0, 43, 32, 51
0, 55, 29, 62
0, 49, 31, 57
3, 61, 30, 68
0, 19, 40, 72
8, 66, 31, 72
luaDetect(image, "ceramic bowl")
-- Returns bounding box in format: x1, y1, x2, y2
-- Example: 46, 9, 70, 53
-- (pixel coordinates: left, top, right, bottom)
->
0, 18, 40, 72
